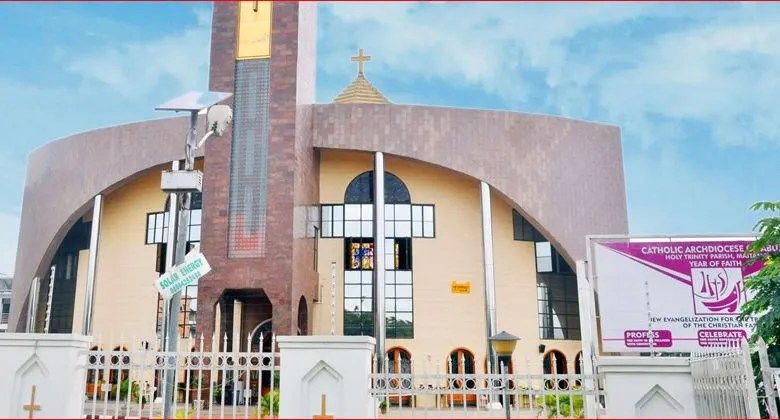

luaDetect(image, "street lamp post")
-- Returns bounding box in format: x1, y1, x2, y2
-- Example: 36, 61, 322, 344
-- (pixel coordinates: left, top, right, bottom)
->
155, 91, 232, 420
489, 331, 520, 420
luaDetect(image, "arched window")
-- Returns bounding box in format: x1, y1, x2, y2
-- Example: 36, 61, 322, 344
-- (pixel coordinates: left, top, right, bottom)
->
297, 296, 308, 336
387, 347, 412, 374
344, 171, 410, 204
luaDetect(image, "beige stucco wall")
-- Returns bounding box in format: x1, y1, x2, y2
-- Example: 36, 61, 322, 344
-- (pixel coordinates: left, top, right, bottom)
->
89, 167, 168, 348
313, 150, 582, 374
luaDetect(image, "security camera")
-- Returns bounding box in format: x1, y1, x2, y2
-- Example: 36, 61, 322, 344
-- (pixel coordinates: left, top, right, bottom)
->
207, 104, 232, 136
196, 104, 233, 148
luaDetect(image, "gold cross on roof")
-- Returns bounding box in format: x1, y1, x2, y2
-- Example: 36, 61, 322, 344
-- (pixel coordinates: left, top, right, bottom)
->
351, 48, 372, 75
23, 386, 41, 419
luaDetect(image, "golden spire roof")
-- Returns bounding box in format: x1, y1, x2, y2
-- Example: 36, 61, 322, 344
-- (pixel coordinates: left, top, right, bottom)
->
333, 48, 390, 104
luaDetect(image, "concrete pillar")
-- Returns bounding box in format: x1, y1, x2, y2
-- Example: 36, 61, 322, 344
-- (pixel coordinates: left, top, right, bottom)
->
81, 194, 103, 335
480, 181, 497, 370
373, 152, 386, 371
232, 300, 243, 352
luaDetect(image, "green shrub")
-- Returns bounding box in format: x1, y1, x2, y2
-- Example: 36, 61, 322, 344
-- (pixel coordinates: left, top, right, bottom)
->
261, 390, 280, 417
111, 379, 144, 403
535, 392, 584, 418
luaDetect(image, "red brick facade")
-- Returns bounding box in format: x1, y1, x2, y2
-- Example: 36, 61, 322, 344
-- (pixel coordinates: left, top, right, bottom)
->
199, 2, 318, 341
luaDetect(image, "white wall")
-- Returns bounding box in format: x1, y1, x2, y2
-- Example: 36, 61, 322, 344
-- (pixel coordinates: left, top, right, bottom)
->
0, 333, 90, 418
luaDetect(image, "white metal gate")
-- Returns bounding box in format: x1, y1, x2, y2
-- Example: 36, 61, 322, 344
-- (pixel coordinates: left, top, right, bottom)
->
369, 360, 603, 418
690, 343, 760, 419
84, 334, 278, 419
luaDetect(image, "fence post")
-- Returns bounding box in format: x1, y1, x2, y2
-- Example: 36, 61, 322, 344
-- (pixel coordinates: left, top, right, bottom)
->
741, 341, 762, 418
758, 338, 779, 418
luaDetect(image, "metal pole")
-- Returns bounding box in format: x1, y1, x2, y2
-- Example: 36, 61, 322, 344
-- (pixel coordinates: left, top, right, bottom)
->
501, 362, 510, 419
373, 152, 386, 371
576, 260, 598, 418
162, 111, 197, 419
159, 161, 180, 350
26, 277, 40, 333
480, 181, 498, 371
82, 194, 103, 335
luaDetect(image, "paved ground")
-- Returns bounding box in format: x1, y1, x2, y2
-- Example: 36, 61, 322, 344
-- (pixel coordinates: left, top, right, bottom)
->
83, 400, 544, 418
381, 407, 541, 418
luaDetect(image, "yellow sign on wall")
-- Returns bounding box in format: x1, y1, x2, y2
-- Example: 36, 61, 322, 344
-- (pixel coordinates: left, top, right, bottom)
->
451, 281, 471, 294
236, 1, 272, 59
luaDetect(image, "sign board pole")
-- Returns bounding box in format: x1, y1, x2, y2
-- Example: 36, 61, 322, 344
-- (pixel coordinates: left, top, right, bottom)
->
161, 111, 198, 420
576, 260, 598, 418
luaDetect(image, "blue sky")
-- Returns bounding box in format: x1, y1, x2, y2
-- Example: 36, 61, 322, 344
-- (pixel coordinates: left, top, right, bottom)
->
1, 2, 779, 276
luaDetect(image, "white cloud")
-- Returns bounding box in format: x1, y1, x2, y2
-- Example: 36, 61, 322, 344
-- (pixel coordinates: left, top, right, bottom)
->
321, 3, 658, 104
65, 8, 211, 98
595, 19, 780, 147
0, 211, 20, 276
321, 3, 780, 148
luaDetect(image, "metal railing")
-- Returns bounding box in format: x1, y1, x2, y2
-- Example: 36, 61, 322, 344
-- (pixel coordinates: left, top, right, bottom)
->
84, 333, 278, 419
370, 357, 602, 418
690, 342, 761, 419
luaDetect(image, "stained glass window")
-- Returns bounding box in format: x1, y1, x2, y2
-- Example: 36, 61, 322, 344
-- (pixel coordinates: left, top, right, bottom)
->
346, 239, 374, 270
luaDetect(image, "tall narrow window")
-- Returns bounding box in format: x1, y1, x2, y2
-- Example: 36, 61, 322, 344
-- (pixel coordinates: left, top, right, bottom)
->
153, 192, 202, 337
537, 275, 580, 340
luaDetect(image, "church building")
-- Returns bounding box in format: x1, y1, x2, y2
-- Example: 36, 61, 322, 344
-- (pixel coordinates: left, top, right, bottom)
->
8, 2, 627, 376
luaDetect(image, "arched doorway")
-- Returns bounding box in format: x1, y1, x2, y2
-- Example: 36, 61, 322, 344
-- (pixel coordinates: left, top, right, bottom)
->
448, 348, 477, 406
247, 319, 274, 402
387, 347, 412, 406
297, 296, 308, 336
249, 319, 273, 352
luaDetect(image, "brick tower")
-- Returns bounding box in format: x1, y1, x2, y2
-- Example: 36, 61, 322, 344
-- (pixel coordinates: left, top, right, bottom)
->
198, 1, 318, 349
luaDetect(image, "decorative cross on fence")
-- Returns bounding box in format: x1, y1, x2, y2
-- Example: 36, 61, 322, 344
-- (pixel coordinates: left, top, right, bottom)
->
23, 385, 41, 419
313, 394, 333, 419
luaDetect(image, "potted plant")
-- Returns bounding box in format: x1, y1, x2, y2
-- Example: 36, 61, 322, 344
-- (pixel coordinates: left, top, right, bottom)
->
379, 399, 387, 414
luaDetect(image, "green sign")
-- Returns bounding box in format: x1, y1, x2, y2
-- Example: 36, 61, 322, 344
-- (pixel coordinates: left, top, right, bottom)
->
155, 250, 211, 300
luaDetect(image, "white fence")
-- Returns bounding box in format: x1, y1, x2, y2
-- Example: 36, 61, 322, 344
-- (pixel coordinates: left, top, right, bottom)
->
370, 357, 602, 418
690, 343, 761, 419
84, 334, 278, 419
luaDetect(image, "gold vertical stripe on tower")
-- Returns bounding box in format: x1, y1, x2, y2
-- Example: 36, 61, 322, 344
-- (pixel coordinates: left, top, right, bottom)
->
236, 1, 272, 59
